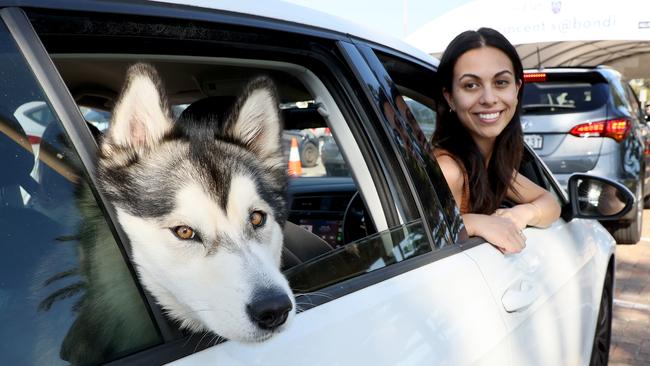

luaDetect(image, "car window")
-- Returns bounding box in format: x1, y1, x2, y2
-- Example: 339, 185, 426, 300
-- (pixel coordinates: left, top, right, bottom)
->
522, 81, 609, 114
0, 22, 161, 366
50, 51, 433, 300
609, 76, 630, 112
624, 84, 642, 119
372, 48, 464, 242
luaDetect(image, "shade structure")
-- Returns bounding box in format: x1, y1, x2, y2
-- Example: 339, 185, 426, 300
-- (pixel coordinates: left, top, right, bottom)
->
406, 0, 650, 78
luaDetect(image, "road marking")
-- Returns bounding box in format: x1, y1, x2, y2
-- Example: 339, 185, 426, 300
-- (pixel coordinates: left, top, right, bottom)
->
614, 298, 650, 312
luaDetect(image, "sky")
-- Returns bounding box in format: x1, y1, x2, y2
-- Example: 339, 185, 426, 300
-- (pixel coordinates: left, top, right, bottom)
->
281, 0, 471, 40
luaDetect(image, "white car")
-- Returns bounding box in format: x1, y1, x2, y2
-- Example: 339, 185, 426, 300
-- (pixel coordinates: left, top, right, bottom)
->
0, 1, 632, 365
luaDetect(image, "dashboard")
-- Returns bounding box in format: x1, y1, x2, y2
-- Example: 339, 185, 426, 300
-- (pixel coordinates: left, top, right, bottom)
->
287, 176, 366, 248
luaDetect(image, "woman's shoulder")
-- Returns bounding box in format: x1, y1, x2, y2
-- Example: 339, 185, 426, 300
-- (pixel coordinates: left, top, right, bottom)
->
433, 148, 465, 187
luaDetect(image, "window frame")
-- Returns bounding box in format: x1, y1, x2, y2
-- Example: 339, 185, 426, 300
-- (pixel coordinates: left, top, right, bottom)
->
356, 41, 464, 244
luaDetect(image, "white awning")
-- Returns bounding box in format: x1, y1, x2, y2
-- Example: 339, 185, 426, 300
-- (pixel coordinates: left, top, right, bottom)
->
406, 0, 650, 78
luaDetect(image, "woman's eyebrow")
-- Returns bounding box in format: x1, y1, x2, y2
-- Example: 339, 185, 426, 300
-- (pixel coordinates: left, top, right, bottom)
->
459, 70, 514, 81
458, 73, 480, 81
494, 70, 514, 78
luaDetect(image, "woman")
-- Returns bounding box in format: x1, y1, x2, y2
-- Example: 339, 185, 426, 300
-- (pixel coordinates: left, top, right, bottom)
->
432, 27, 561, 254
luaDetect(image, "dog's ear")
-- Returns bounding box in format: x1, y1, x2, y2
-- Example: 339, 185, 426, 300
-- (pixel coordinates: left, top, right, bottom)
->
105, 63, 172, 152
227, 77, 282, 159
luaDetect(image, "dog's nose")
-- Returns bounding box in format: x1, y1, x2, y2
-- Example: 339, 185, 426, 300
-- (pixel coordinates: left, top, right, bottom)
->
246, 289, 293, 330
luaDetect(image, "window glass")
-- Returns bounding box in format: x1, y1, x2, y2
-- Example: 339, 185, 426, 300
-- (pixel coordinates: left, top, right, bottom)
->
79, 106, 110, 132
286, 219, 430, 293
625, 85, 641, 118
0, 23, 161, 366
374, 50, 463, 243
403, 97, 436, 141
522, 82, 609, 115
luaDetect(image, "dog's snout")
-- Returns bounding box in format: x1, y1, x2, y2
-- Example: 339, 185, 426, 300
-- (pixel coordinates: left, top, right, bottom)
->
246, 289, 293, 330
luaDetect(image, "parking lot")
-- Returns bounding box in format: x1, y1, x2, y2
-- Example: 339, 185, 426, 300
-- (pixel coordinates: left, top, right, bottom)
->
610, 209, 650, 365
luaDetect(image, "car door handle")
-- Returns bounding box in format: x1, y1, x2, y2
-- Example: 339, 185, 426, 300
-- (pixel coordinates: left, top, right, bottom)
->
501, 280, 539, 313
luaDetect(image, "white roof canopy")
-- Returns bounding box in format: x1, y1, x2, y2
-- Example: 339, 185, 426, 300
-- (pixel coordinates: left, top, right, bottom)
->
406, 0, 650, 78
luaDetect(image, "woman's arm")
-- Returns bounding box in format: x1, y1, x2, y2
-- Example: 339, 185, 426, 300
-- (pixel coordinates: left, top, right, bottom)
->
462, 213, 527, 254
437, 155, 526, 254
495, 171, 561, 230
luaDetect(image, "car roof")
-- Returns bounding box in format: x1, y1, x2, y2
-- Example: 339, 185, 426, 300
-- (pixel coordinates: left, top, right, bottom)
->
156, 0, 437, 66
2, 0, 438, 68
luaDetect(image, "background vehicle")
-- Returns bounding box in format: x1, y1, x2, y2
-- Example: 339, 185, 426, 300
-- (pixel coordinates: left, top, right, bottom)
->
282, 129, 320, 167
0, 1, 627, 365
521, 67, 650, 243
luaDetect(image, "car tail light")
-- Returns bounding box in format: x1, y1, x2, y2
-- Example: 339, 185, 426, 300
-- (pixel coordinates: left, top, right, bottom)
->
569, 119, 630, 142
523, 72, 547, 83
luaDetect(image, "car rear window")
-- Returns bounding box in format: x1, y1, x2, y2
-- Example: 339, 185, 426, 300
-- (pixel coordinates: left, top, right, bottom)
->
522, 79, 609, 115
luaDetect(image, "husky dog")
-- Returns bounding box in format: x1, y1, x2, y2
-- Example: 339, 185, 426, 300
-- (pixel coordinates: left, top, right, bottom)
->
96, 63, 295, 343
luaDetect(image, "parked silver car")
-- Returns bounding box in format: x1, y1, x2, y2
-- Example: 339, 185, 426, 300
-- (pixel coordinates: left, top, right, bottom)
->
521, 67, 650, 243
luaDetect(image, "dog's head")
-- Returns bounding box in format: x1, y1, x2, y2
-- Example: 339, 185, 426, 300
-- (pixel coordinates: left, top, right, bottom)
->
97, 63, 294, 342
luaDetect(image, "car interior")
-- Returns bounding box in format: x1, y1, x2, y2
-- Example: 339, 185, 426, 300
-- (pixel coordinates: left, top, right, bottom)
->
51, 55, 383, 274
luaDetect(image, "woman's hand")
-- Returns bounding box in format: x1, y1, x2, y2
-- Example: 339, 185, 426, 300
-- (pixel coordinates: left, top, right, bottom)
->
463, 213, 527, 254
493, 204, 536, 231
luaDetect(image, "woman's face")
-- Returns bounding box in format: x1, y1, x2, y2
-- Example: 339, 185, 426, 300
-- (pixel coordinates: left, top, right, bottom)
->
443, 46, 521, 149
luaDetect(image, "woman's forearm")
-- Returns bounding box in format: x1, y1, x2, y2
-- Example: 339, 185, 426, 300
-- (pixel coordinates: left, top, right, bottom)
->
524, 191, 561, 228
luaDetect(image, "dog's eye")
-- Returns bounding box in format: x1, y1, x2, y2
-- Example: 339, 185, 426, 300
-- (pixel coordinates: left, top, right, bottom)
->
172, 225, 196, 240
249, 211, 266, 228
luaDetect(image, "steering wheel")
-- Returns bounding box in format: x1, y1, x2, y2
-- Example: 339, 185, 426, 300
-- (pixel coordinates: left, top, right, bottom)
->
341, 191, 376, 244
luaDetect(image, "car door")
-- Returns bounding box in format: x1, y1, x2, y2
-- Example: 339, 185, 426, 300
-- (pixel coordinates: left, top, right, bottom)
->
361, 45, 611, 365
4, 5, 516, 365
464, 152, 617, 365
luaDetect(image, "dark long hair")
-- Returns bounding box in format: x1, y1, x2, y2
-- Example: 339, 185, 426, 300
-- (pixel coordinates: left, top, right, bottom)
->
432, 27, 524, 214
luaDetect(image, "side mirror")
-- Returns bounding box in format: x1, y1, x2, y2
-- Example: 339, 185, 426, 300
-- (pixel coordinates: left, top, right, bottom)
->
562, 174, 634, 221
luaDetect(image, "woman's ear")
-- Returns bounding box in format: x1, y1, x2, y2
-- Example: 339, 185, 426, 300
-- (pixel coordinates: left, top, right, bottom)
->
442, 88, 455, 111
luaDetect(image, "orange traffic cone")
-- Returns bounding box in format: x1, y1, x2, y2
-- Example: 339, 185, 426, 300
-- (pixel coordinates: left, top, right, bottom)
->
288, 137, 302, 176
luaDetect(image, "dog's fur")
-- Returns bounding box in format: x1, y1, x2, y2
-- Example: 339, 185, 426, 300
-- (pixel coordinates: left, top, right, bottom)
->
96, 63, 295, 343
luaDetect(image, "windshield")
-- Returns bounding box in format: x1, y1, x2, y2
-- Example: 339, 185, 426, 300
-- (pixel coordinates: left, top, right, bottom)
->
522, 81, 609, 115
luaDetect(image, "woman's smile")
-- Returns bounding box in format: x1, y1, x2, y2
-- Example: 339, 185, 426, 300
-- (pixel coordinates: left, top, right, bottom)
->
475, 110, 502, 123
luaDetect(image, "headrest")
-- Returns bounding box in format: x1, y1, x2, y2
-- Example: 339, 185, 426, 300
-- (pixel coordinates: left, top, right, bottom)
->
179, 96, 327, 130
178, 96, 237, 123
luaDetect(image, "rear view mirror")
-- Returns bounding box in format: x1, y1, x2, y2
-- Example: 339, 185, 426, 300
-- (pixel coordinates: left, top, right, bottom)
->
566, 174, 634, 220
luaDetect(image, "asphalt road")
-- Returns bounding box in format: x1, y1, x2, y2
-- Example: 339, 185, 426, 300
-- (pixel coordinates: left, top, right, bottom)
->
609, 209, 650, 365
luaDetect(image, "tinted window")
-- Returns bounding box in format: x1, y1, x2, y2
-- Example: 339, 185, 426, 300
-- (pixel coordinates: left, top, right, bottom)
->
374, 49, 464, 243
522, 81, 609, 114
0, 21, 161, 366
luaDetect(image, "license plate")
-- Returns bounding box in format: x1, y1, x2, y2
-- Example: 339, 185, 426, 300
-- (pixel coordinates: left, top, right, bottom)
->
524, 134, 543, 149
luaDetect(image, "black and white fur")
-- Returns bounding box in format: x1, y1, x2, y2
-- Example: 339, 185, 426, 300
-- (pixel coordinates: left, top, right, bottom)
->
97, 63, 294, 343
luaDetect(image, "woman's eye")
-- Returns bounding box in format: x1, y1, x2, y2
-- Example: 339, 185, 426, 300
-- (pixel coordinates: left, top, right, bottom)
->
496, 79, 510, 87
249, 211, 267, 228
172, 225, 196, 240
463, 82, 479, 90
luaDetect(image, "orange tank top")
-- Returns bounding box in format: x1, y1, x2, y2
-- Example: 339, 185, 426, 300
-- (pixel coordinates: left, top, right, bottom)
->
434, 148, 470, 214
